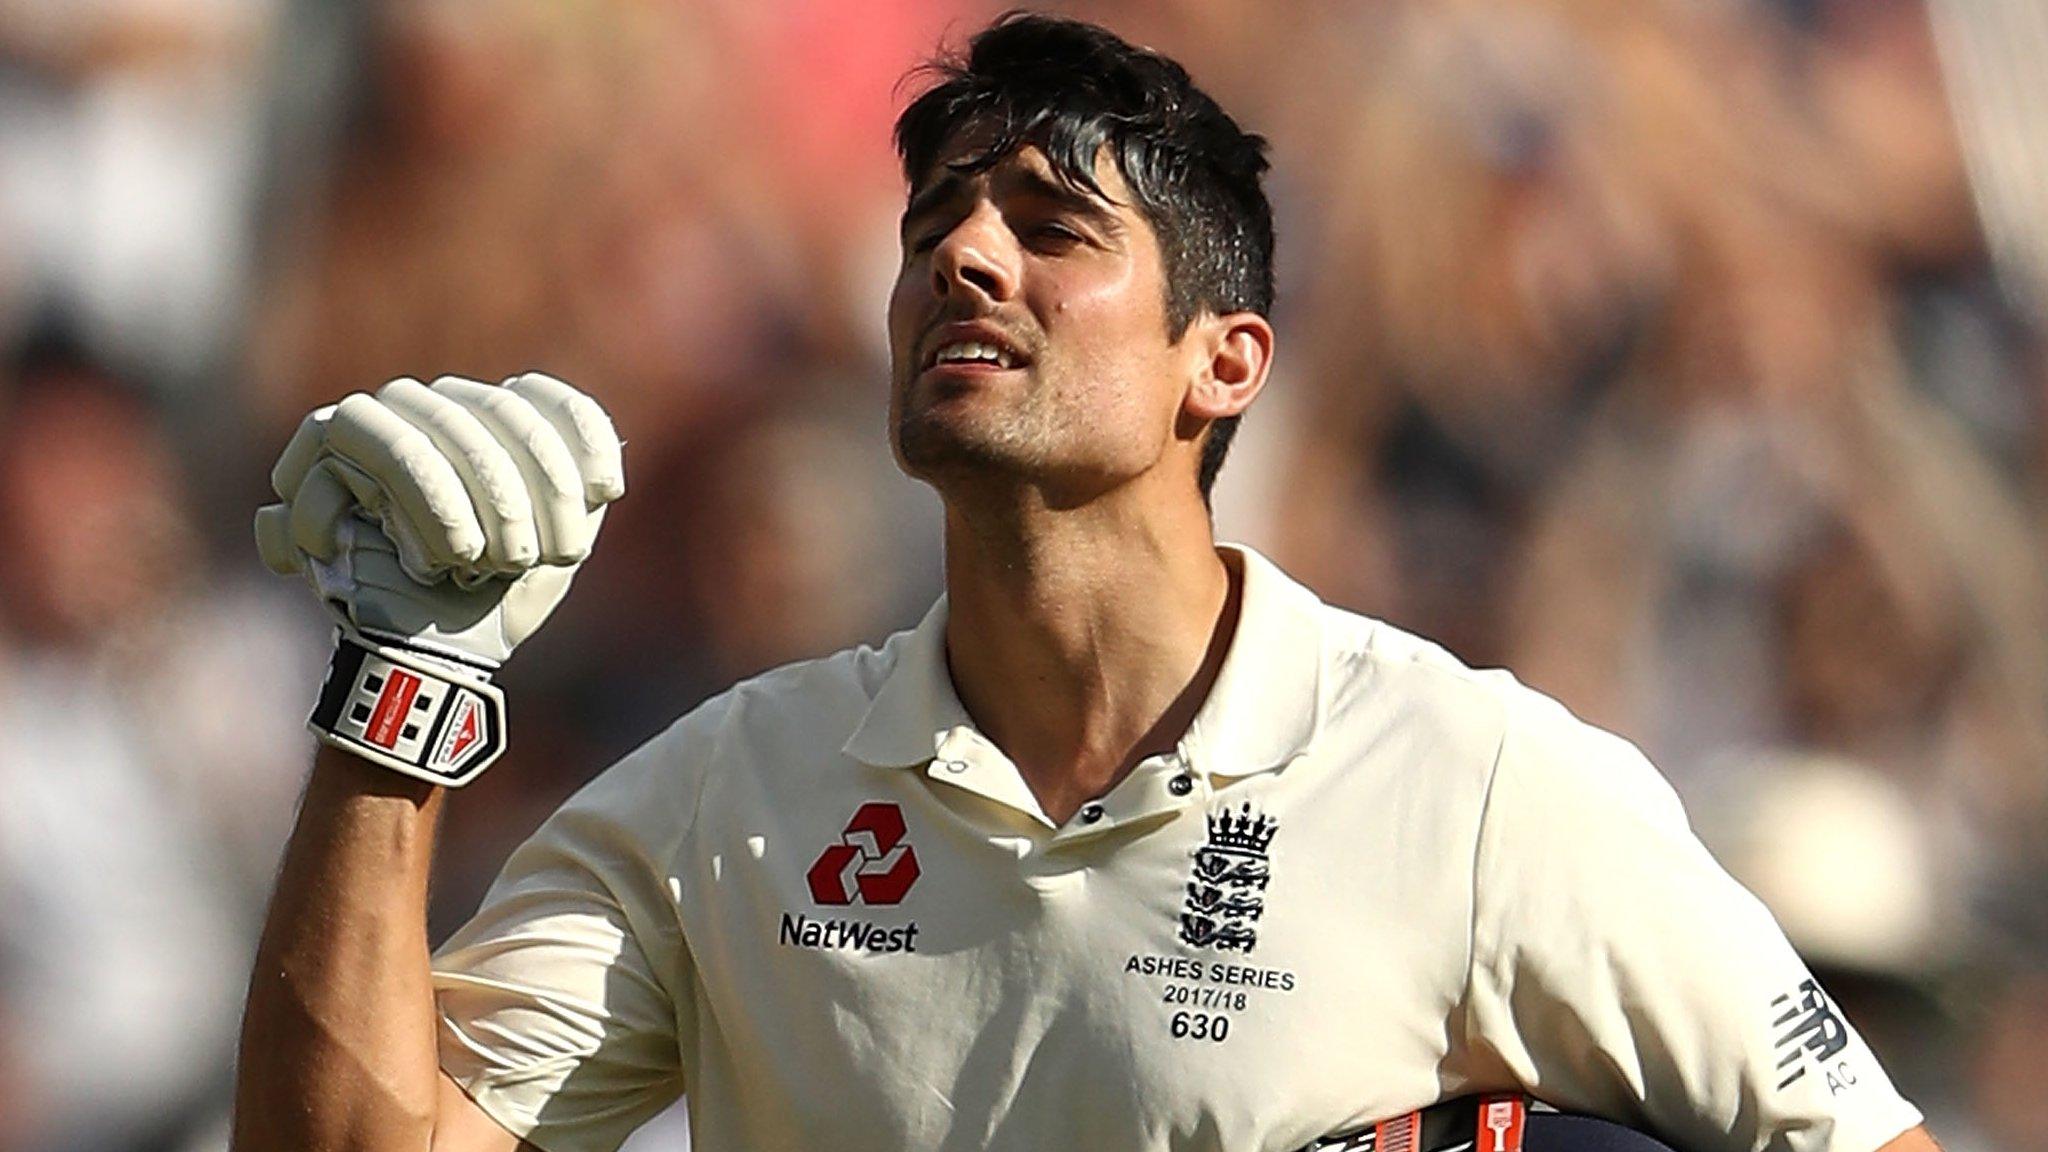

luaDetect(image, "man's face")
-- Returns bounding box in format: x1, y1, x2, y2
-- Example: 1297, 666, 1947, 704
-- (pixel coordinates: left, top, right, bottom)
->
887, 141, 1196, 502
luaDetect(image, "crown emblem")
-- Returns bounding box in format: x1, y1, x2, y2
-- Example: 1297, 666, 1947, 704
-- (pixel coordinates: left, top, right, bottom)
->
1205, 802, 1278, 855
1181, 801, 1281, 953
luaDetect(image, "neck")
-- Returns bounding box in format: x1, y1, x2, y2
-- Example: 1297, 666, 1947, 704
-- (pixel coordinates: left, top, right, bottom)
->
938, 476, 1239, 824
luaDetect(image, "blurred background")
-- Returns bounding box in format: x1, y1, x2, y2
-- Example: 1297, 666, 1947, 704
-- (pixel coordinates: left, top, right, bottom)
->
0, 0, 2042, 1149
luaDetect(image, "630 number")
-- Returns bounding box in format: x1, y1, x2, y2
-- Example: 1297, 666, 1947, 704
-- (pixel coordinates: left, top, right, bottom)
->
1170, 1011, 1230, 1043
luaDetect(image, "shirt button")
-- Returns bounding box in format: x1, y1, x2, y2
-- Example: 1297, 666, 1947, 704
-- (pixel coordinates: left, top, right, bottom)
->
1168, 773, 1195, 796
1080, 803, 1106, 824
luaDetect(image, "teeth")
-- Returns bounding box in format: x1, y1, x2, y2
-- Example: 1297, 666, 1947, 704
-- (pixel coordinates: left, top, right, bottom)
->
933, 341, 1014, 368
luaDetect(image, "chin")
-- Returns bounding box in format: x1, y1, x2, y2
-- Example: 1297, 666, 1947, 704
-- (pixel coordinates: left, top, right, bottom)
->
897, 405, 1059, 484
896, 418, 1009, 476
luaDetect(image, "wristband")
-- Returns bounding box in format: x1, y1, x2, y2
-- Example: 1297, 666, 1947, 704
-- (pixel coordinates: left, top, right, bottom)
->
308, 628, 507, 787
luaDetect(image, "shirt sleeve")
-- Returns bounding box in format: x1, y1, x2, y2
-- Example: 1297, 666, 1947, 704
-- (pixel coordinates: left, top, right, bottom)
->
1458, 699, 1924, 1152
432, 737, 697, 1152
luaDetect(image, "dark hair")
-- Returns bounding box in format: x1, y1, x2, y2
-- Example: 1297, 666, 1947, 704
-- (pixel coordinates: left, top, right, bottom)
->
894, 12, 1275, 501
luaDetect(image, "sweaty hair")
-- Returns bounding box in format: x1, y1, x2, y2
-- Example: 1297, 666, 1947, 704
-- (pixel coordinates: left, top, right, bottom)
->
894, 12, 1275, 501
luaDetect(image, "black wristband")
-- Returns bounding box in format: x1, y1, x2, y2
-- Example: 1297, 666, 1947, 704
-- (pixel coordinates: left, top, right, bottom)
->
308, 629, 507, 787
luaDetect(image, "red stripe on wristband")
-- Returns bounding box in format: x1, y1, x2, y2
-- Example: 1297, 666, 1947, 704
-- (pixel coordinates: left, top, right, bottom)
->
366, 668, 422, 748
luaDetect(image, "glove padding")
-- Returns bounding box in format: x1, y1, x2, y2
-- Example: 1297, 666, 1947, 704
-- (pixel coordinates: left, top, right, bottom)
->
255, 372, 625, 669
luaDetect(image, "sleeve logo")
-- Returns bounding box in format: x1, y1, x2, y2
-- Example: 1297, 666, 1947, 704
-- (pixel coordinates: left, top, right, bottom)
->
1179, 802, 1278, 953
806, 802, 921, 906
1770, 978, 1854, 1093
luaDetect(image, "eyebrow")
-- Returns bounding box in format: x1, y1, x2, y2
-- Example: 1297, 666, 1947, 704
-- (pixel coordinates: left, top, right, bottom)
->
900, 165, 1125, 238
900, 173, 969, 237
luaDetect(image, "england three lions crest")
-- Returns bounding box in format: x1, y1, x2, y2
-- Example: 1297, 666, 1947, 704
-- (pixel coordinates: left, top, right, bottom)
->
1180, 802, 1278, 953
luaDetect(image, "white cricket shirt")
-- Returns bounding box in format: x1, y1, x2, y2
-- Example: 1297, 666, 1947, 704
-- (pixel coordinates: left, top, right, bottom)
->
433, 546, 1924, 1152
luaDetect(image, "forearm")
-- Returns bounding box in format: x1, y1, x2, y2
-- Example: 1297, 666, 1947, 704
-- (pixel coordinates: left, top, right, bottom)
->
233, 745, 449, 1152
1877, 1125, 1943, 1152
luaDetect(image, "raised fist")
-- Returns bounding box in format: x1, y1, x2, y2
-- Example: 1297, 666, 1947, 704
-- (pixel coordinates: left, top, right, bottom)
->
255, 373, 624, 785
256, 372, 624, 669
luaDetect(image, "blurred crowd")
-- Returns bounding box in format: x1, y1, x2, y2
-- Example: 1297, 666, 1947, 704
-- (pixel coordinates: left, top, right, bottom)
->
0, 0, 2043, 1149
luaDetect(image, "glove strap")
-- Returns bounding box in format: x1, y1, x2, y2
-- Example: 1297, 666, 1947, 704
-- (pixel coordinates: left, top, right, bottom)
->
309, 628, 507, 787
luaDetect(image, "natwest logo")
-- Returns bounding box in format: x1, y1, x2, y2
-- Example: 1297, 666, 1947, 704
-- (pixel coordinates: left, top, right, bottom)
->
806, 802, 921, 906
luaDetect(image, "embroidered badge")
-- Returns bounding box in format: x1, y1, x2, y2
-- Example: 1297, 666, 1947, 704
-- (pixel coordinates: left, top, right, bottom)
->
1179, 801, 1277, 953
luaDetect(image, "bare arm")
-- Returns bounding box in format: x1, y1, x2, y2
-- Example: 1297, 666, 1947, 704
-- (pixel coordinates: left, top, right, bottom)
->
231, 745, 526, 1152
1876, 1126, 1942, 1152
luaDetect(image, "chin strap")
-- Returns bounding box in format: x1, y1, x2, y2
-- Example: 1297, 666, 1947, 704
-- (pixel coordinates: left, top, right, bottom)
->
308, 627, 507, 787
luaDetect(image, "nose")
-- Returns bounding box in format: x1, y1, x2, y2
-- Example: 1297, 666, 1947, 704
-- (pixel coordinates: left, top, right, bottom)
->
929, 204, 1018, 304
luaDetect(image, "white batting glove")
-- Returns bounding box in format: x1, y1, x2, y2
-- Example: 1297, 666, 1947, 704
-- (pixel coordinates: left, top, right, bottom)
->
255, 373, 625, 785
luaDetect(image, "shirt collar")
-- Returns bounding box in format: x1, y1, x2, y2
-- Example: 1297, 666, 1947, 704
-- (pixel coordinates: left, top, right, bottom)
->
1178, 544, 1327, 777
841, 595, 973, 769
841, 543, 1327, 778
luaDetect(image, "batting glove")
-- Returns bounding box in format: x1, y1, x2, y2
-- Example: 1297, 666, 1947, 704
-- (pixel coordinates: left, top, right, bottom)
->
255, 373, 625, 786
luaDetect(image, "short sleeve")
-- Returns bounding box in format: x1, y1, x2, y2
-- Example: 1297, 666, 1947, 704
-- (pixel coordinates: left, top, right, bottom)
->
432, 740, 696, 1152
1458, 702, 1924, 1152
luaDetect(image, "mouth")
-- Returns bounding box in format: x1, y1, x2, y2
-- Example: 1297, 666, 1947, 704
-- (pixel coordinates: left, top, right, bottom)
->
918, 325, 1031, 375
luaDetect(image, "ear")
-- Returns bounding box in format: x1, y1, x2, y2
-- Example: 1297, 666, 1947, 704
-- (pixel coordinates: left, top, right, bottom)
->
1183, 311, 1274, 423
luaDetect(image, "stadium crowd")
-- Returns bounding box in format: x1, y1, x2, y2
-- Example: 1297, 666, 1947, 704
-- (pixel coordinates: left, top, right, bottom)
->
0, 0, 2043, 1149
